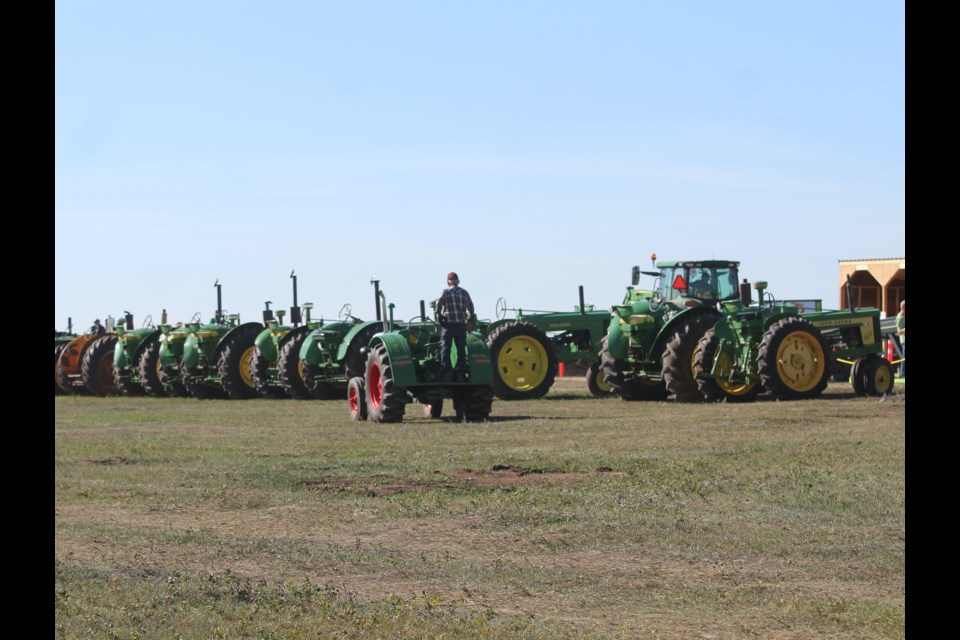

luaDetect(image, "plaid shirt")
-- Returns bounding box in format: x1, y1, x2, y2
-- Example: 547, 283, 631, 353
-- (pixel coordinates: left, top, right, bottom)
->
437, 285, 474, 325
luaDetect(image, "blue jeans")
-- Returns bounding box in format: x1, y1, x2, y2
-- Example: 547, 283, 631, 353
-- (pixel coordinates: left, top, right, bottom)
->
899, 342, 905, 377
441, 323, 468, 371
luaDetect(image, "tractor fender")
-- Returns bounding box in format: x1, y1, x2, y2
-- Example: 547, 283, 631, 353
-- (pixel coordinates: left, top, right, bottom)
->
370, 333, 417, 387
158, 329, 189, 368
336, 321, 382, 362
463, 332, 494, 385
298, 321, 359, 365
254, 326, 279, 362
212, 322, 264, 362
652, 307, 720, 357
604, 317, 628, 359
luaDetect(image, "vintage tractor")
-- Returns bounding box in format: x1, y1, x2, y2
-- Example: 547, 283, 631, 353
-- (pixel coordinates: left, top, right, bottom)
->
56, 316, 122, 396
692, 276, 892, 401
112, 311, 167, 397
478, 287, 613, 400
348, 294, 494, 423
54, 320, 77, 395
600, 256, 741, 401
179, 281, 265, 400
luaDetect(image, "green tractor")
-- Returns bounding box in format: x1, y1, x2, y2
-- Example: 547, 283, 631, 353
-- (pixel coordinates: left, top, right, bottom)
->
349, 293, 495, 423
154, 318, 196, 397
179, 281, 265, 400
478, 286, 613, 400
112, 311, 168, 397
693, 276, 892, 401
249, 272, 312, 399
600, 255, 741, 401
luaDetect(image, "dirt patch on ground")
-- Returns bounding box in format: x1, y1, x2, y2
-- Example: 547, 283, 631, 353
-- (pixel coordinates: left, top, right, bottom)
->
297, 465, 626, 496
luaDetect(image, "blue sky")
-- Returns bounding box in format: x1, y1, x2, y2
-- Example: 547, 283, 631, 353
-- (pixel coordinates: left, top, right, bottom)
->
55, 1, 904, 331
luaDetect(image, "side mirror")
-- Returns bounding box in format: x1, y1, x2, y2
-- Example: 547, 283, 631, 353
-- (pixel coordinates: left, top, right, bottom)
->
631, 266, 641, 286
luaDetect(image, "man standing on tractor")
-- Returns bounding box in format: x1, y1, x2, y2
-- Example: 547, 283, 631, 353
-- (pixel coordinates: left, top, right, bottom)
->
435, 271, 476, 382
89, 319, 106, 335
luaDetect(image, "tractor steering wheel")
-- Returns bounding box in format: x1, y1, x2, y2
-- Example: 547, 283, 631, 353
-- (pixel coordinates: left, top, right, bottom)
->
410, 315, 440, 346
495, 297, 507, 320
142, 314, 153, 328
649, 289, 664, 312
191, 312, 202, 323
338, 303, 353, 322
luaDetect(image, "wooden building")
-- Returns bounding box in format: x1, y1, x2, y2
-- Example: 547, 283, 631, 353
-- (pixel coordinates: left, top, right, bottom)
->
837, 257, 905, 318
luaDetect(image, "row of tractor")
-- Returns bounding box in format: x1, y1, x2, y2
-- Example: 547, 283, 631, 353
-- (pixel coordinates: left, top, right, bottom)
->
55, 257, 900, 422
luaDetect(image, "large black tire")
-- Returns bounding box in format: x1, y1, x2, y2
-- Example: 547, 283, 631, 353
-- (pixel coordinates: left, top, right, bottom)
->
54, 344, 68, 396
862, 356, 894, 396
136, 338, 168, 397
81, 335, 120, 396
662, 311, 721, 402
598, 336, 668, 401
182, 362, 228, 399
453, 385, 494, 422
486, 321, 557, 400
585, 359, 614, 397
347, 376, 367, 421
850, 358, 867, 396
344, 324, 383, 381
364, 344, 406, 423
218, 325, 263, 400
758, 317, 830, 400
277, 330, 313, 400
251, 348, 287, 399
693, 328, 760, 403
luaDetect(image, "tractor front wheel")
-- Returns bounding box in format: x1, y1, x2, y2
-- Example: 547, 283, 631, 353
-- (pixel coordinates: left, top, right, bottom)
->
487, 321, 557, 400
251, 348, 287, 398
347, 376, 368, 421
861, 356, 894, 396
453, 386, 494, 422
586, 359, 614, 396
758, 317, 830, 400
364, 345, 406, 423
693, 328, 760, 403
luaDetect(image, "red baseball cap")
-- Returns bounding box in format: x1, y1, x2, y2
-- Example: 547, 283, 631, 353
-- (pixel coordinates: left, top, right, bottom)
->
447, 272, 459, 281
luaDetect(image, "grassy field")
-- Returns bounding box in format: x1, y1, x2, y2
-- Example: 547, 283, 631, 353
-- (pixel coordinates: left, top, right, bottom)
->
55, 378, 905, 639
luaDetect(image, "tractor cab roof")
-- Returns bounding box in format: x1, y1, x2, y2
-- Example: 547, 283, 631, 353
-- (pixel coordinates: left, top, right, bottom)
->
655, 260, 740, 269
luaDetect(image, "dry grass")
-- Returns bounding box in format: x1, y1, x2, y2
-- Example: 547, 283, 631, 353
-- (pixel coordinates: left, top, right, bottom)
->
55, 377, 905, 639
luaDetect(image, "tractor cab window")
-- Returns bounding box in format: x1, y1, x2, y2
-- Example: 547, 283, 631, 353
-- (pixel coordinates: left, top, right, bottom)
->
661, 265, 740, 302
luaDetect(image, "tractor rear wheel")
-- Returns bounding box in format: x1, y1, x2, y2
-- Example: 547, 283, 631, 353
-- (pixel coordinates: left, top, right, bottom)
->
136, 339, 168, 397
453, 385, 494, 422
347, 376, 368, 421
758, 317, 830, 400
599, 336, 668, 401
364, 344, 406, 423
850, 358, 867, 395
662, 311, 721, 402
585, 359, 614, 396
486, 321, 557, 400
862, 356, 894, 396
81, 335, 120, 396
277, 329, 313, 399
54, 344, 68, 395
693, 328, 760, 403
219, 325, 263, 400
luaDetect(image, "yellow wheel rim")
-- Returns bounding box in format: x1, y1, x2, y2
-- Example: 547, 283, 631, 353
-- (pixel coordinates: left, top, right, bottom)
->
871, 361, 893, 393
240, 346, 257, 387
594, 368, 612, 393
497, 336, 549, 391
713, 348, 757, 397
775, 331, 826, 392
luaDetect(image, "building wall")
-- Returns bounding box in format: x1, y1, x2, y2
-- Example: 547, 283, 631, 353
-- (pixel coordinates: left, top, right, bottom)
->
838, 258, 905, 317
